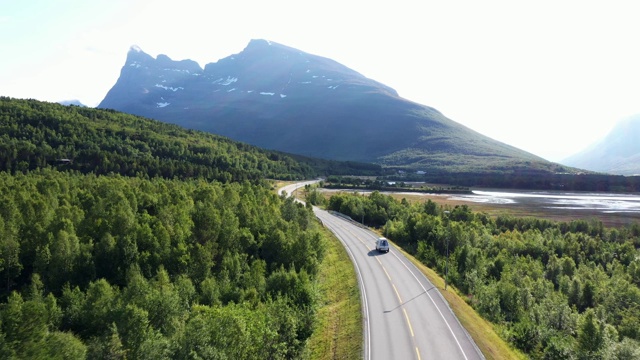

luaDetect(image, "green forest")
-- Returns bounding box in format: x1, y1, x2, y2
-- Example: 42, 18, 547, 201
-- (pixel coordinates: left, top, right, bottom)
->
0, 98, 336, 359
0, 170, 325, 359
4, 95, 640, 359
322, 190, 640, 359
383, 169, 640, 192
1, 97, 384, 182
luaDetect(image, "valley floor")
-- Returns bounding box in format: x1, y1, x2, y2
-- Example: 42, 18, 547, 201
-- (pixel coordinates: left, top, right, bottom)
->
320, 188, 640, 228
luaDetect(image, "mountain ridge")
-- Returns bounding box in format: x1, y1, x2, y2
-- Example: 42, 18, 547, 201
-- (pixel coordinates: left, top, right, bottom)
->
562, 114, 640, 175
99, 39, 571, 174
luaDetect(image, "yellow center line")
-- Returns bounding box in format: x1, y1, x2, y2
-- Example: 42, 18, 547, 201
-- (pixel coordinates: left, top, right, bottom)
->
337, 222, 424, 360
403, 308, 415, 337
382, 265, 392, 281
392, 284, 403, 303
329, 216, 426, 360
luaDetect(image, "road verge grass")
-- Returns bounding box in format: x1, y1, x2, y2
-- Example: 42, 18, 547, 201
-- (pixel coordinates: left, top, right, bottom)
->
293, 184, 521, 359
307, 225, 363, 360
392, 243, 527, 360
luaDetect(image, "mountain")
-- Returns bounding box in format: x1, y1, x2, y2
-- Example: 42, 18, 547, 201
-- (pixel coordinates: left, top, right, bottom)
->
99, 39, 569, 174
562, 115, 640, 175
58, 99, 87, 107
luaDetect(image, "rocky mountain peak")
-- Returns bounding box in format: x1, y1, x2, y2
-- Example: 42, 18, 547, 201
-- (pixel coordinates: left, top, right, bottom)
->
125, 45, 154, 65
245, 38, 276, 51
98, 39, 551, 172
124, 46, 202, 73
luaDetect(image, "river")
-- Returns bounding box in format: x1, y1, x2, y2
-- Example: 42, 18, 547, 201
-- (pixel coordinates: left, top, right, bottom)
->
452, 190, 640, 214
321, 188, 640, 226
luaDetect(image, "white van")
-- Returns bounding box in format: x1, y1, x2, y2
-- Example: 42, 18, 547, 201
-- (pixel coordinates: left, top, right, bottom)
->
375, 237, 390, 253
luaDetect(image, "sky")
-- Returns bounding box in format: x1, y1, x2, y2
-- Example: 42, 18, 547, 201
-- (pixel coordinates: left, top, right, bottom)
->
1, 0, 639, 162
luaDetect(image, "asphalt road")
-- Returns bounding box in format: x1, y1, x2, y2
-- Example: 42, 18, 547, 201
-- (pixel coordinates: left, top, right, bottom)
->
280, 182, 484, 360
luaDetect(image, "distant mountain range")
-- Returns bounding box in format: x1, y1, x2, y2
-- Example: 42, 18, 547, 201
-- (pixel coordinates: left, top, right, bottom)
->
58, 99, 86, 107
562, 114, 640, 175
99, 39, 572, 174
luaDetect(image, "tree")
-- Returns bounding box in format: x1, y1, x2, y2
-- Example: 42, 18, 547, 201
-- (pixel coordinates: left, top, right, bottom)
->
117, 304, 150, 357
87, 323, 127, 360
569, 278, 582, 310
47, 228, 80, 289
577, 309, 604, 359
0, 210, 22, 293
542, 335, 576, 360
80, 279, 118, 337
511, 315, 539, 353
44, 331, 87, 360
606, 337, 640, 360
146, 267, 183, 336
0, 229, 22, 294
581, 280, 596, 311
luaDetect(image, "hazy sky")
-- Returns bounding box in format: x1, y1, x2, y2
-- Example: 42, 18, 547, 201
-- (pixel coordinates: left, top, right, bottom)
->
2, 0, 639, 162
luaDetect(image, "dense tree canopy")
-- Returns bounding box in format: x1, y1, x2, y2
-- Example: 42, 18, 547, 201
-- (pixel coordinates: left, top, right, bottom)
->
0, 97, 320, 181
0, 169, 326, 358
0, 96, 374, 359
328, 191, 640, 359
0, 169, 324, 359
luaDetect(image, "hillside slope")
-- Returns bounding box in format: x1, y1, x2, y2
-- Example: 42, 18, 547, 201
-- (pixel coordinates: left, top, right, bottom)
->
0, 97, 320, 181
562, 114, 640, 175
99, 39, 569, 174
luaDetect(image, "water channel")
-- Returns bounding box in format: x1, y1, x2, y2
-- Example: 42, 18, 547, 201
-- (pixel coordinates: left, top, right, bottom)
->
322, 188, 640, 226
452, 190, 640, 214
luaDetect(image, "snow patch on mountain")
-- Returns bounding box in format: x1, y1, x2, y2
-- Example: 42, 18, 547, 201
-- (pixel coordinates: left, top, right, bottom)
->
164, 68, 192, 74
213, 77, 238, 86
155, 84, 184, 92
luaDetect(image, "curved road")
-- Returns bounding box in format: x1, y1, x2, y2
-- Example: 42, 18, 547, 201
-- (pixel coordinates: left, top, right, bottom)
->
280, 182, 484, 360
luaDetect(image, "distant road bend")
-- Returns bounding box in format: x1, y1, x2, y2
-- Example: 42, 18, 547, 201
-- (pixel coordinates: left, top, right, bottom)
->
280, 182, 484, 360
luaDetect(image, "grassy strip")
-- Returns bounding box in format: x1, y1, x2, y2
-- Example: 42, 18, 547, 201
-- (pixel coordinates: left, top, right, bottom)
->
313, 189, 524, 358
271, 180, 293, 192
295, 185, 520, 359
392, 243, 527, 360
307, 225, 363, 360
